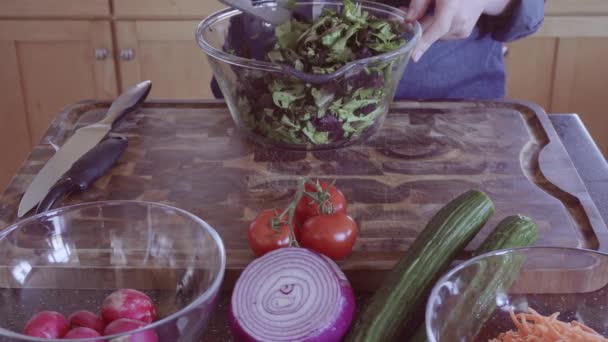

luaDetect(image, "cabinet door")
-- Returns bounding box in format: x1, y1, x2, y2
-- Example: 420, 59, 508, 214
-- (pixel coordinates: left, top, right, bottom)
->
0, 40, 31, 190
116, 21, 215, 99
113, 0, 224, 17
0, 20, 118, 190
0, 1, 110, 17
505, 38, 558, 112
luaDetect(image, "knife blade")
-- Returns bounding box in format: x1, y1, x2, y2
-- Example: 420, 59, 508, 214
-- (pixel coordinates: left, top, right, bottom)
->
18, 80, 152, 217
35, 136, 128, 215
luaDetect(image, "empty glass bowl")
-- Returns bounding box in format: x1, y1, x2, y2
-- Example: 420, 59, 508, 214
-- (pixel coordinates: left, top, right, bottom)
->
426, 247, 608, 341
0, 201, 225, 341
196, 0, 421, 150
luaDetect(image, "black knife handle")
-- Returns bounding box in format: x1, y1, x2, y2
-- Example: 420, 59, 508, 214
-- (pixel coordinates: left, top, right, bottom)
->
65, 136, 128, 190
35, 137, 128, 214
35, 179, 78, 214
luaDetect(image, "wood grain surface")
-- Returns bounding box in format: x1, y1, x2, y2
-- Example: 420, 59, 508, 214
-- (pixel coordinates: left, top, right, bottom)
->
0, 100, 606, 291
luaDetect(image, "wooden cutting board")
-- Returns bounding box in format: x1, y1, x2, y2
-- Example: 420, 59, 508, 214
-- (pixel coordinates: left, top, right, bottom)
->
1, 100, 606, 290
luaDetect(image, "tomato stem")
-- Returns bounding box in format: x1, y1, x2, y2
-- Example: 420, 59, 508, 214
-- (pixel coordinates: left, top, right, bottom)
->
287, 179, 306, 247
274, 178, 306, 247
269, 209, 284, 232
302, 179, 334, 215
274, 178, 338, 246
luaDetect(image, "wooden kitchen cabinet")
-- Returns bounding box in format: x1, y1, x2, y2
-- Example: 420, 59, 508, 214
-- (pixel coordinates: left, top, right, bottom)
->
115, 20, 215, 99
505, 37, 558, 111
0, 20, 118, 189
0, 0, 110, 18
0, 40, 31, 189
551, 37, 608, 157
505, 15, 608, 156
112, 0, 225, 18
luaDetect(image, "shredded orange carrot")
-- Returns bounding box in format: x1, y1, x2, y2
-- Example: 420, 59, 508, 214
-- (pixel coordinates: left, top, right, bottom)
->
489, 307, 608, 342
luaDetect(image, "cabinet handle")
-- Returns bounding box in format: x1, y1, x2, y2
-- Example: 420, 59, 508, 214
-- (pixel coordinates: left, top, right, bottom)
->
120, 49, 135, 61
95, 48, 109, 60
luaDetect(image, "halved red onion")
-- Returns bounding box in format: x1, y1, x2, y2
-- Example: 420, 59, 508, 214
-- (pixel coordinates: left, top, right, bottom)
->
230, 247, 356, 342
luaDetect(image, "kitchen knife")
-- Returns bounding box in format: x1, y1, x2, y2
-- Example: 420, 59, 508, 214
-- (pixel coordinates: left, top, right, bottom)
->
35, 136, 128, 214
18, 80, 152, 217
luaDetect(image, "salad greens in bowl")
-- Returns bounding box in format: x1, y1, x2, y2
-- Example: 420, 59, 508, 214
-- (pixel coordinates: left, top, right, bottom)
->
197, 0, 421, 150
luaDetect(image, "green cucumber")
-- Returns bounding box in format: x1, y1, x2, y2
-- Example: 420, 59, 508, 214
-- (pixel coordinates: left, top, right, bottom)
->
414, 215, 538, 342
345, 190, 495, 342
476, 214, 537, 255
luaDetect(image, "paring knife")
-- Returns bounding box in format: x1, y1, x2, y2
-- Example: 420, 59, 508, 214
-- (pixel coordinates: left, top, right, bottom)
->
35, 136, 128, 214
18, 80, 152, 217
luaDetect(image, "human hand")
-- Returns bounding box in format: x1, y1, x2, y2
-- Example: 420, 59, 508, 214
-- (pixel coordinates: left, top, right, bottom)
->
406, 0, 512, 62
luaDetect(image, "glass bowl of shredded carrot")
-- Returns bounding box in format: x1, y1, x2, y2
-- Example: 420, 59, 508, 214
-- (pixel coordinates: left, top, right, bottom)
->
426, 247, 608, 342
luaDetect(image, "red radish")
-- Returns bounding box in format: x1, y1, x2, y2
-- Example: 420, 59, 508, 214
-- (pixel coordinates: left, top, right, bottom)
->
103, 318, 158, 342
23, 311, 69, 338
63, 327, 102, 340
102, 289, 155, 324
68, 310, 105, 333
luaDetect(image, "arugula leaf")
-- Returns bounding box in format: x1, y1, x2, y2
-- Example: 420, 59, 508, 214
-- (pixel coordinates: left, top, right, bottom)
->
276, 20, 309, 50
302, 16, 332, 45
281, 115, 301, 129
273, 91, 303, 109
295, 59, 304, 71
353, 87, 376, 99
261, 121, 302, 144
321, 24, 348, 46
369, 39, 405, 53
270, 80, 287, 92
330, 26, 360, 54
343, 0, 367, 25
336, 99, 378, 121
329, 98, 344, 114
284, 0, 297, 10
267, 49, 284, 63
328, 47, 354, 63
372, 23, 397, 42
302, 122, 330, 144
311, 65, 338, 74
311, 87, 336, 109
342, 121, 356, 134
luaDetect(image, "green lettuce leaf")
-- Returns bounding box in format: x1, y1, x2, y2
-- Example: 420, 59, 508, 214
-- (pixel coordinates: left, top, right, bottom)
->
276, 20, 309, 50
273, 91, 303, 109
302, 122, 330, 144
343, 0, 367, 25
369, 39, 405, 53
311, 87, 336, 109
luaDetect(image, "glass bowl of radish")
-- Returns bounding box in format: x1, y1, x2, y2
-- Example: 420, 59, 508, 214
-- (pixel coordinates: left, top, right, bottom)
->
426, 247, 608, 341
0, 201, 225, 341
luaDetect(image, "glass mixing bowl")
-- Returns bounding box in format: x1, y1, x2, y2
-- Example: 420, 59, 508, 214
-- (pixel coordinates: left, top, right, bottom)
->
196, 0, 421, 150
426, 247, 608, 341
0, 201, 225, 341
